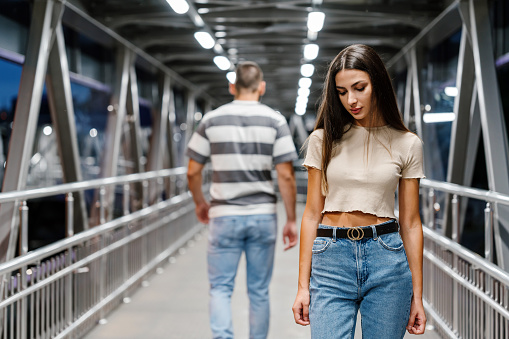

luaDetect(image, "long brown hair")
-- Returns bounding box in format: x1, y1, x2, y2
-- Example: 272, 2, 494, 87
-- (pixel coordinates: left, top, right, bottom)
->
314, 44, 409, 194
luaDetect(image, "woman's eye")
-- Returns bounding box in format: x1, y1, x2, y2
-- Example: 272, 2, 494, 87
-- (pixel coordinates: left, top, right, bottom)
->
356, 87, 365, 92
338, 91, 346, 96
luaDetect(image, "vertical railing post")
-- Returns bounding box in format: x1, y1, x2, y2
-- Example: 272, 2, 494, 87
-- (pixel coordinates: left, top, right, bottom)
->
122, 184, 130, 303
99, 186, 106, 225
157, 177, 164, 203
451, 194, 460, 242
485, 202, 493, 262
65, 193, 74, 327
123, 184, 130, 216
451, 193, 459, 336
142, 180, 149, 208
19, 201, 28, 339
428, 188, 436, 230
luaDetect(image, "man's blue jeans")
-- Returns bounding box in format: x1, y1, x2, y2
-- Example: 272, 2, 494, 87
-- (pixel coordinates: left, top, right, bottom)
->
309, 222, 413, 339
207, 214, 277, 339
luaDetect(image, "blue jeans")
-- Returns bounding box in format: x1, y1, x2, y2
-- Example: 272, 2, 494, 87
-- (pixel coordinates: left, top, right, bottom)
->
207, 214, 277, 339
309, 221, 413, 339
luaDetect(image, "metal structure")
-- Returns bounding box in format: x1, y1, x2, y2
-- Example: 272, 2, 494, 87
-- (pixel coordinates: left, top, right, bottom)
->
0, 167, 204, 339
76, 0, 448, 117
419, 178, 509, 338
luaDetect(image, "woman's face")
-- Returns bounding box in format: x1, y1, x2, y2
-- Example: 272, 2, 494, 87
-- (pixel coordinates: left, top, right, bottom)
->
335, 69, 375, 127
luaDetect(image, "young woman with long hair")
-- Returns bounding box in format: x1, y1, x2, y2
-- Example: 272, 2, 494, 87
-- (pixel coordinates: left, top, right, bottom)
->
292, 44, 427, 338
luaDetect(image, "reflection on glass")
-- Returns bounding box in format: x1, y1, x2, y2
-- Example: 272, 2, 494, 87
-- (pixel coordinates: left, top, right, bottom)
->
71, 81, 110, 180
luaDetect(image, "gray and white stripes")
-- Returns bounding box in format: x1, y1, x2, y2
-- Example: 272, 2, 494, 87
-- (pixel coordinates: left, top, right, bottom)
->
186, 100, 298, 218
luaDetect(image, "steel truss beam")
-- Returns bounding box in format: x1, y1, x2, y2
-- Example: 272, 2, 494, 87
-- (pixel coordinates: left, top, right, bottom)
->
147, 74, 170, 203
0, 0, 57, 263
46, 2, 89, 233
468, 0, 509, 269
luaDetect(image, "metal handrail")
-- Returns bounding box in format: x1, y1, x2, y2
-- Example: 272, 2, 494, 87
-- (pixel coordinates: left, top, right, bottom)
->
421, 178, 509, 205
423, 226, 509, 288
0, 167, 187, 203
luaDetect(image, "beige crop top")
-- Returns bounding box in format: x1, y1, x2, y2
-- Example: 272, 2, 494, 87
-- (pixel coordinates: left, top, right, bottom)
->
303, 125, 425, 219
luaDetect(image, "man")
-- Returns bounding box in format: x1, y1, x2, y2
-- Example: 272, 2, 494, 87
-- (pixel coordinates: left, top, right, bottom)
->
186, 61, 298, 339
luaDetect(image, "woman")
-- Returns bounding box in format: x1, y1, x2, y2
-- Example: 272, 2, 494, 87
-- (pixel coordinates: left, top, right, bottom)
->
292, 44, 427, 338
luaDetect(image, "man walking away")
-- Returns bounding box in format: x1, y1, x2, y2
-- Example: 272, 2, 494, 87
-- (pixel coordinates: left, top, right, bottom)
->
186, 61, 299, 339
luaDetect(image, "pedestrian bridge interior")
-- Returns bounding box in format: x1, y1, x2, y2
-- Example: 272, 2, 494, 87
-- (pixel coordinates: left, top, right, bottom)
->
0, 0, 508, 338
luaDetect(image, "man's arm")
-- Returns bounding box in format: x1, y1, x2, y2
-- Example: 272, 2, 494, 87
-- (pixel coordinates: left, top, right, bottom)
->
187, 159, 210, 224
275, 161, 298, 250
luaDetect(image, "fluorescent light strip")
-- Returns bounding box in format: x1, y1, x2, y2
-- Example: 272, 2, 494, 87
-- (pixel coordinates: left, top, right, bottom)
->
304, 44, 319, 60
423, 112, 455, 123
166, 0, 189, 14
307, 12, 325, 32
194, 32, 215, 49
213, 56, 231, 70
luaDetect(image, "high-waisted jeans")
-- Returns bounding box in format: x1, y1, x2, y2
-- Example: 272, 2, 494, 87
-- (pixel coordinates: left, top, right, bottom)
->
309, 220, 413, 339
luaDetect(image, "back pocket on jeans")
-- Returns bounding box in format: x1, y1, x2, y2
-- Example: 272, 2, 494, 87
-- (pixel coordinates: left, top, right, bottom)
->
312, 238, 332, 254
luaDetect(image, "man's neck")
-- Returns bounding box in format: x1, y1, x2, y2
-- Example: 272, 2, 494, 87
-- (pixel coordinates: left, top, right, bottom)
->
234, 93, 260, 101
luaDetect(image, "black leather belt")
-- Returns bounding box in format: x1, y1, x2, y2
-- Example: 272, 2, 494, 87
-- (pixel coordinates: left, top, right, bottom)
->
316, 220, 398, 241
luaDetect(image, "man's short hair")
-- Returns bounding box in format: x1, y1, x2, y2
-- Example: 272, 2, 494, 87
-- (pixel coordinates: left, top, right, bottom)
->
235, 61, 263, 93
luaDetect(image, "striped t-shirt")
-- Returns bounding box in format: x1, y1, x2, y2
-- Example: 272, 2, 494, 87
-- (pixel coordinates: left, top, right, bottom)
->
186, 100, 298, 218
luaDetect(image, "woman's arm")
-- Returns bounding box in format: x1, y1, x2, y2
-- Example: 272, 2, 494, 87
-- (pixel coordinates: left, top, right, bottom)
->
292, 168, 325, 326
398, 178, 427, 335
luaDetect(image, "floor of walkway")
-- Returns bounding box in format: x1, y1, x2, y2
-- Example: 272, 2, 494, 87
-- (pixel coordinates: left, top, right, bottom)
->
85, 203, 440, 339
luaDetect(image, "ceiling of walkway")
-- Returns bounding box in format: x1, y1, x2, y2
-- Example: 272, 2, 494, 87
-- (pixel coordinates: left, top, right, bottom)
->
81, 0, 449, 117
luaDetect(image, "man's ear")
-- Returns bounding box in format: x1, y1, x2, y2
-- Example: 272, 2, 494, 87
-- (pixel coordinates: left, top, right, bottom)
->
229, 83, 236, 96
258, 81, 266, 96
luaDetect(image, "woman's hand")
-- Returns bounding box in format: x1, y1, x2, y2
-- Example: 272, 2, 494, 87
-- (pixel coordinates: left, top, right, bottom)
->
406, 296, 426, 334
292, 289, 311, 326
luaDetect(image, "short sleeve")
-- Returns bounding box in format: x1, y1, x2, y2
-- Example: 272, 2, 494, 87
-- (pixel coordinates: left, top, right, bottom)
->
303, 129, 323, 170
186, 121, 210, 164
401, 134, 425, 179
272, 116, 298, 164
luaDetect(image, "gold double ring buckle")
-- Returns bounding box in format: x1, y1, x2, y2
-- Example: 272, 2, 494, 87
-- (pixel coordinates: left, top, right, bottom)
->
347, 227, 364, 241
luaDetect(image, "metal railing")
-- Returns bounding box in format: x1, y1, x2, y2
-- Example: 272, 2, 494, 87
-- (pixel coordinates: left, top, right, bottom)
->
0, 167, 203, 339
420, 179, 509, 338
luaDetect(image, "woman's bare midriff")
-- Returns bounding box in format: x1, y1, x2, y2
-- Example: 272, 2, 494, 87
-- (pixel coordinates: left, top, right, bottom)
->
321, 211, 392, 228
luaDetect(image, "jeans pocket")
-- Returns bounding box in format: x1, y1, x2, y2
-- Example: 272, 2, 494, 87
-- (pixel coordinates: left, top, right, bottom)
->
312, 238, 332, 254
209, 217, 237, 247
377, 232, 404, 251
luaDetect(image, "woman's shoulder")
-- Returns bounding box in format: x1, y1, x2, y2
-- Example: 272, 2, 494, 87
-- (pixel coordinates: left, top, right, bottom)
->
309, 128, 324, 140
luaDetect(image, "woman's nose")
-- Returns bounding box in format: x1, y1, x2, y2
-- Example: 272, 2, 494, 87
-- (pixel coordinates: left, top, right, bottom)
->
348, 93, 357, 106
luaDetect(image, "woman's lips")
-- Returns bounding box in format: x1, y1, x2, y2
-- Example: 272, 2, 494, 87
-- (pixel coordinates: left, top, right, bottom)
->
351, 108, 361, 114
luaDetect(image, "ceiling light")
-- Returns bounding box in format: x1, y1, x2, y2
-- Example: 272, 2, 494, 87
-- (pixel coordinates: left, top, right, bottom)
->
298, 87, 310, 97
423, 112, 455, 123
215, 31, 227, 38
299, 77, 312, 89
304, 44, 319, 60
444, 86, 458, 97
307, 12, 325, 32
214, 56, 231, 70
296, 96, 308, 105
166, 0, 189, 14
295, 104, 307, 116
227, 72, 236, 84
194, 31, 215, 49
300, 64, 315, 77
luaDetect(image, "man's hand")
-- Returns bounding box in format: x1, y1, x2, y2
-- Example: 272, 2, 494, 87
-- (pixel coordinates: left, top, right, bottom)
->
195, 201, 210, 224
282, 220, 298, 250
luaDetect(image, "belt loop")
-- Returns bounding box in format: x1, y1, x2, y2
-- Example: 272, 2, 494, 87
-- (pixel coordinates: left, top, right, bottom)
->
371, 225, 378, 240
332, 228, 337, 243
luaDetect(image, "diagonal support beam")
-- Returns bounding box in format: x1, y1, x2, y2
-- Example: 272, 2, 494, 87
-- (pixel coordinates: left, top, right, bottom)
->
469, 0, 509, 269
46, 6, 89, 233
90, 45, 130, 225
0, 0, 56, 262
147, 74, 170, 202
